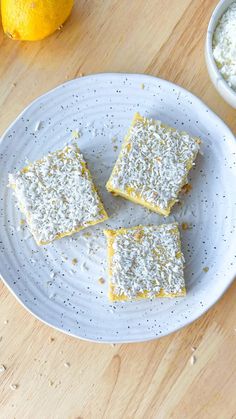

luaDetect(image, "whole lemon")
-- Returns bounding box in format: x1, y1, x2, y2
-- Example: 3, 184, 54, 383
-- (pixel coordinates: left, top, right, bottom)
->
1, 0, 74, 41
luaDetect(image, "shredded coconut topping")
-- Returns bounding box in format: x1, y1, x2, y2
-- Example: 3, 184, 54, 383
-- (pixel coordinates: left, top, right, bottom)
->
109, 223, 185, 298
108, 115, 200, 211
9, 144, 107, 244
213, 2, 236, 91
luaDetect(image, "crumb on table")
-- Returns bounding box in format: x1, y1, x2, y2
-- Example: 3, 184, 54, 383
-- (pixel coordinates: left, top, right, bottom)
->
190, 355, 196, 365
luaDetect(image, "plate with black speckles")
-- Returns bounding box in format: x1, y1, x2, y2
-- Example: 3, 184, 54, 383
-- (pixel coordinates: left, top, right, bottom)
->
0, 73, 235, 343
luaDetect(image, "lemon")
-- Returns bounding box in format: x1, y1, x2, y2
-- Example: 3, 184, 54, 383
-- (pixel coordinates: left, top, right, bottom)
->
1, 0, 74, 41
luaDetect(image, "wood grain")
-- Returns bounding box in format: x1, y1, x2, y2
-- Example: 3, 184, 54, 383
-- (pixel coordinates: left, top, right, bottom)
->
0, 1, 235, 418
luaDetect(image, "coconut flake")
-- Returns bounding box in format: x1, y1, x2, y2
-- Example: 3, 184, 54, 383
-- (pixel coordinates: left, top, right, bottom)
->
108, 115, 200, 212
9, 144, 107, 244
108, 223, 185, 298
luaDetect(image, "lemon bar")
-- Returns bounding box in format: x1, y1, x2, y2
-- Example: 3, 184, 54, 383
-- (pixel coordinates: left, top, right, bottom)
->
106, 113, 200, 216
104, 223, 185, 301
9, 144, 108, 245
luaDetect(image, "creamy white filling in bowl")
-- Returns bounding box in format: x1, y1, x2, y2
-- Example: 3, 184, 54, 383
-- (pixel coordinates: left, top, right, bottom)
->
205, 0, 236, 108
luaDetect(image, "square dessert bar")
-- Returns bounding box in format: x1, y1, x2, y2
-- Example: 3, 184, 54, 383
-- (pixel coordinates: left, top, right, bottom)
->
9, 144, 108, 245
104, 223, 185, 301
106, 113, 200, 216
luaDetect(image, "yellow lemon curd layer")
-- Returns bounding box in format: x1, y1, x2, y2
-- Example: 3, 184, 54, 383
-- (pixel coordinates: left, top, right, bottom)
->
104, 224, 186, 302
106, 113, 200, 216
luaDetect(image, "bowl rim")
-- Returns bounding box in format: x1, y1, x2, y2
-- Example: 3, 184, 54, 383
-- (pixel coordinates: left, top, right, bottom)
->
205, 0, 236, 104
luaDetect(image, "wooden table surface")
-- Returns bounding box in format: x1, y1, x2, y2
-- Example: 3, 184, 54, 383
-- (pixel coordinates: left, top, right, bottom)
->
0, 1, 236, 418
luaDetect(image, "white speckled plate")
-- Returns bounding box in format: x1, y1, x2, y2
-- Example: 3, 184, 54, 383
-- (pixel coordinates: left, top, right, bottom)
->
0, 74, 235, 343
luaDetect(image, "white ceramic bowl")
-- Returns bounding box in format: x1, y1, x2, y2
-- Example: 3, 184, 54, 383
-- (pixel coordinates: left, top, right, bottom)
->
205, 0, 236, 108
